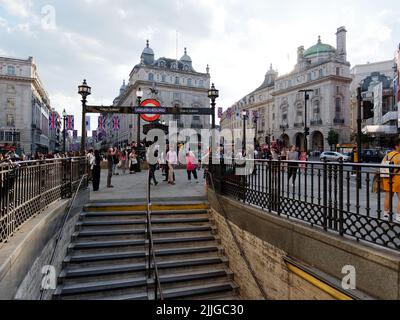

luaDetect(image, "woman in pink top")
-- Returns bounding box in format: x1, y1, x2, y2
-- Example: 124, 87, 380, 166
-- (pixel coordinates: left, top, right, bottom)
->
186, 152, 199, 183
299, 150, 308, 173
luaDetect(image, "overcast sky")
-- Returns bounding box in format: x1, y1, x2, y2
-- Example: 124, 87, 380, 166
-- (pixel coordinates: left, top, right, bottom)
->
1, 0, 399, 132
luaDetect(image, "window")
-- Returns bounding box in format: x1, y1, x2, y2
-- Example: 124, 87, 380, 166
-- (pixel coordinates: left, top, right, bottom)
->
199, 80, 204, 87
319, 69, 323, 77
314, 88, 320, 96
6, 85, 16, 93
7, 65, 16, 75
336, 67, 340, 76
187, 78, 192, 86
307, 73, 312, 81
7, 98, 15, 108
336, 86, 340, 94
7, 114, 15, 127
161, 75, 166, 82
335, 98, 342, 118
148, 73, 154, 81
175, 77, 180, 85
313, 101, 320, 120
193, 116, 200, 121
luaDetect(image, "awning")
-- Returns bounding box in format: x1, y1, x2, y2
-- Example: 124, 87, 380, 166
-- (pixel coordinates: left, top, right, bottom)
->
362, 125, 398, 135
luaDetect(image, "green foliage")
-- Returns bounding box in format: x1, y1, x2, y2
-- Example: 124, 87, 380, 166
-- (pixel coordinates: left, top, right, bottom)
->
327, 130, 339, 147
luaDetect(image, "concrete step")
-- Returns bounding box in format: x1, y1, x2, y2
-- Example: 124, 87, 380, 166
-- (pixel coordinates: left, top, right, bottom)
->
82, 209, 209, 218
101, 283, 237, 301
60, 257, 229, 281
73, 226, 213, 239
65, 245, 220, 265
78, 217, 210, 227
54, 277, 147, 297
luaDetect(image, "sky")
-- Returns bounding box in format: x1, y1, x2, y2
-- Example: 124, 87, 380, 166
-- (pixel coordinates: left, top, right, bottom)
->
0, 0, 399, 133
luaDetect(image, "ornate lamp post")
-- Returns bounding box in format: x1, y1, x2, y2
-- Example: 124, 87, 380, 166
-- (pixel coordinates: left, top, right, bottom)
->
298, 89, 314, 154
136, 88, 144, 172
242, 110, 247, 156
78, 80, 91, 155
62, 109, 67, 154
208, 83, 219, 164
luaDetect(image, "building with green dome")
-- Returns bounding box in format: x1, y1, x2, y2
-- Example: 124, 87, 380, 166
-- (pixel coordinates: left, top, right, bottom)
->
271, 26, 352, 152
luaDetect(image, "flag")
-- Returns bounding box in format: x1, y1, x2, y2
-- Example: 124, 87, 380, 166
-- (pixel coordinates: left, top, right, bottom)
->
98, 116, 106, 130
73, 130, 78, 139
49, 113, 57, 130
86, 116, 91, 131
92, 130, 97, 142
66, 115, 74, 130
113, 115, 120, 131
218, 107, 223, 119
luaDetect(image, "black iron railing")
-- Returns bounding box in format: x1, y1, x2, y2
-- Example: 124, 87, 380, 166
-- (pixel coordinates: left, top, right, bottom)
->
146, 169, 164, 300
211, 159, 400, 251
0, 157, 87, 243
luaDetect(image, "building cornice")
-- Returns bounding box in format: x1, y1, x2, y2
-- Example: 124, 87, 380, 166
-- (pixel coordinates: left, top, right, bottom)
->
116, 80, 209, 106
272, 75, 352, 96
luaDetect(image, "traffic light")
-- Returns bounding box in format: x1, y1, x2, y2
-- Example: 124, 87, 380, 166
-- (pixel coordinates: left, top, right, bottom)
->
305, 127, 310, 136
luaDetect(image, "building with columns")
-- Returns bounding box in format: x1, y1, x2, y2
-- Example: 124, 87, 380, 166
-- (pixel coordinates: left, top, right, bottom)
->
221, 26, 353, 152
0, 56, 53, 155
104, 41, 211, 148
272, 27, 352, 152
221, 65, 277, 145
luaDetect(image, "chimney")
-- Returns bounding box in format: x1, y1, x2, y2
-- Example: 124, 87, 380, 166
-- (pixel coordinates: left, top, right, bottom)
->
297, 46, 305, 63
336, 26, 347, 61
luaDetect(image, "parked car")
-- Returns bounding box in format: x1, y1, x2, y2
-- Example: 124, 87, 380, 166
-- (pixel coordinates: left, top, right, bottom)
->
362, 149, 385, 163
320, 151, 350, 162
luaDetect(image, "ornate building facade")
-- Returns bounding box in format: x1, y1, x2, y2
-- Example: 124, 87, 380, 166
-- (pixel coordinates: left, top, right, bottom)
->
105, 41, 211, 147
0, 56, 54, 155
222, 26, 353, 152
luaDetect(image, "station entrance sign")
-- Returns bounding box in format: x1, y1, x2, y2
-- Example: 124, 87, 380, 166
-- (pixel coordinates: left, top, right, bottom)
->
139, 99, 161, 122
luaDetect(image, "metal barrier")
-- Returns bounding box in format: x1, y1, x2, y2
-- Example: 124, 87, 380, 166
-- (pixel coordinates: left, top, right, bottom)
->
211, 159, 400, 251
0, 157, 87, 243
146, 169, 164, 300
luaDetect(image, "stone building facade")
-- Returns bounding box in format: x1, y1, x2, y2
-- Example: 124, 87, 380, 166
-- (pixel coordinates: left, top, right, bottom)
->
350, 60, 397, 146
104, 41, 211, 148
0, 56, 54, 155
222, 26, 353, 152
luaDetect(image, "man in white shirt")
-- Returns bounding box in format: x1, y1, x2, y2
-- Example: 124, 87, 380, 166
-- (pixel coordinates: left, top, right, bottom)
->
166, 147, 178, 185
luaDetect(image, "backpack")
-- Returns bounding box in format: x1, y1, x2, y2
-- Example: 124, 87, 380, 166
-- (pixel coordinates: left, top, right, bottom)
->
380, 152, 400, 178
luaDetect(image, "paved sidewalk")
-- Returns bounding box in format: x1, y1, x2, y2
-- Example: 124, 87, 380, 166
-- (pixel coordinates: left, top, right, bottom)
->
89, 168, 207, 201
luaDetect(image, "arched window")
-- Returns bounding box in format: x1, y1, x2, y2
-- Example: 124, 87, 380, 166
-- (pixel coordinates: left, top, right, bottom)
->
148, 73, 154, 81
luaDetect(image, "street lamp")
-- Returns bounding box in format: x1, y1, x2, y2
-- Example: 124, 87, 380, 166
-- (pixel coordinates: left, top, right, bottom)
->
78, 79, 91, 155
136, 88, 144, 172
208, 83, 219, 164
242, 110, 247, 156
298, 89, 314, 154
62, 109, 67, 154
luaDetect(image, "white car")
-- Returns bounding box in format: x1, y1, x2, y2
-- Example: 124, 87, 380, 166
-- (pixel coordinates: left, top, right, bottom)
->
320, 151, 350, 162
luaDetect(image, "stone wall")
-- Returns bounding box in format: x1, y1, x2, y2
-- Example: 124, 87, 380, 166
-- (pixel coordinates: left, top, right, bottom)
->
211, 208, 333, 300
208, 189, 400, 300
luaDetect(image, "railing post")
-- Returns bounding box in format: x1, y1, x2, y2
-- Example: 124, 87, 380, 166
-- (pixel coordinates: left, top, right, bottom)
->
338, 159, 344, 236
323, 159, 328, 231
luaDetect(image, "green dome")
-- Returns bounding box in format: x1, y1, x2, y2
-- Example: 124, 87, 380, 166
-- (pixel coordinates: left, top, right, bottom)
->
304, 37, 336, 58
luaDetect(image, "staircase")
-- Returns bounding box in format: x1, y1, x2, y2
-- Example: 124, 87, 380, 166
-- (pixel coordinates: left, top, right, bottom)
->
53, 200, 239, 300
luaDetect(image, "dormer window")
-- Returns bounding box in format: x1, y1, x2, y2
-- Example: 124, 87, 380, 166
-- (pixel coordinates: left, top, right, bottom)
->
183, 65, 190, 72
159, 60, 166, 68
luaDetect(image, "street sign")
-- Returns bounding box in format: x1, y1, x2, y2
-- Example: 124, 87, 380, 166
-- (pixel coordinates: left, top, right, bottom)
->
139, 99, 161, 122
85, 105, 213, 116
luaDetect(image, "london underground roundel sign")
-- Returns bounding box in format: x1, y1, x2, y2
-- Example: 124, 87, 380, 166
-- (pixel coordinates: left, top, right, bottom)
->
139, 99, 161, 122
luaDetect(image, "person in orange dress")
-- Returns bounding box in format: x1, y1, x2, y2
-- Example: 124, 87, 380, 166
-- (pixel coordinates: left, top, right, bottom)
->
382, 138, 400, 223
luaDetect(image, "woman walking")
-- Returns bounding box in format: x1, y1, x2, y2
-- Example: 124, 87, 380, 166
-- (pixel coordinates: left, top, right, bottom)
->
129, 149, 137, 174
287, 145, 299, 187
381, 138, 400, 223
92, 150, 101, 192
186, 151, 199, 184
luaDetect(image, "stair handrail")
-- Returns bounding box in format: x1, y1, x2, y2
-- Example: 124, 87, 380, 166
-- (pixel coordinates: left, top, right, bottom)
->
39, 173, 88, 300
146, 168, 164, 300
207, 168, 268, 300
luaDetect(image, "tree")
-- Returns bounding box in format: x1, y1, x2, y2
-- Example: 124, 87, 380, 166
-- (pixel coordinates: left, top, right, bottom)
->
327, 130, 339, 150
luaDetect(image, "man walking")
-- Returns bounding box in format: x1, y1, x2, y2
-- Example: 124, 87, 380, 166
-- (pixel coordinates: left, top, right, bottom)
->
166, 146, 178, 185
107, 148, 116, 188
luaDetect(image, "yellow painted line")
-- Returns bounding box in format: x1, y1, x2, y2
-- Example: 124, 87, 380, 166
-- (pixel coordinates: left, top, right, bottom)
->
86, 203, 210, 212
286, 263, 354, 301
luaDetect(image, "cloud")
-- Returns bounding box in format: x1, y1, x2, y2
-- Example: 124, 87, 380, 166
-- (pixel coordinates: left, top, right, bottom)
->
0, 0, 399, 132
